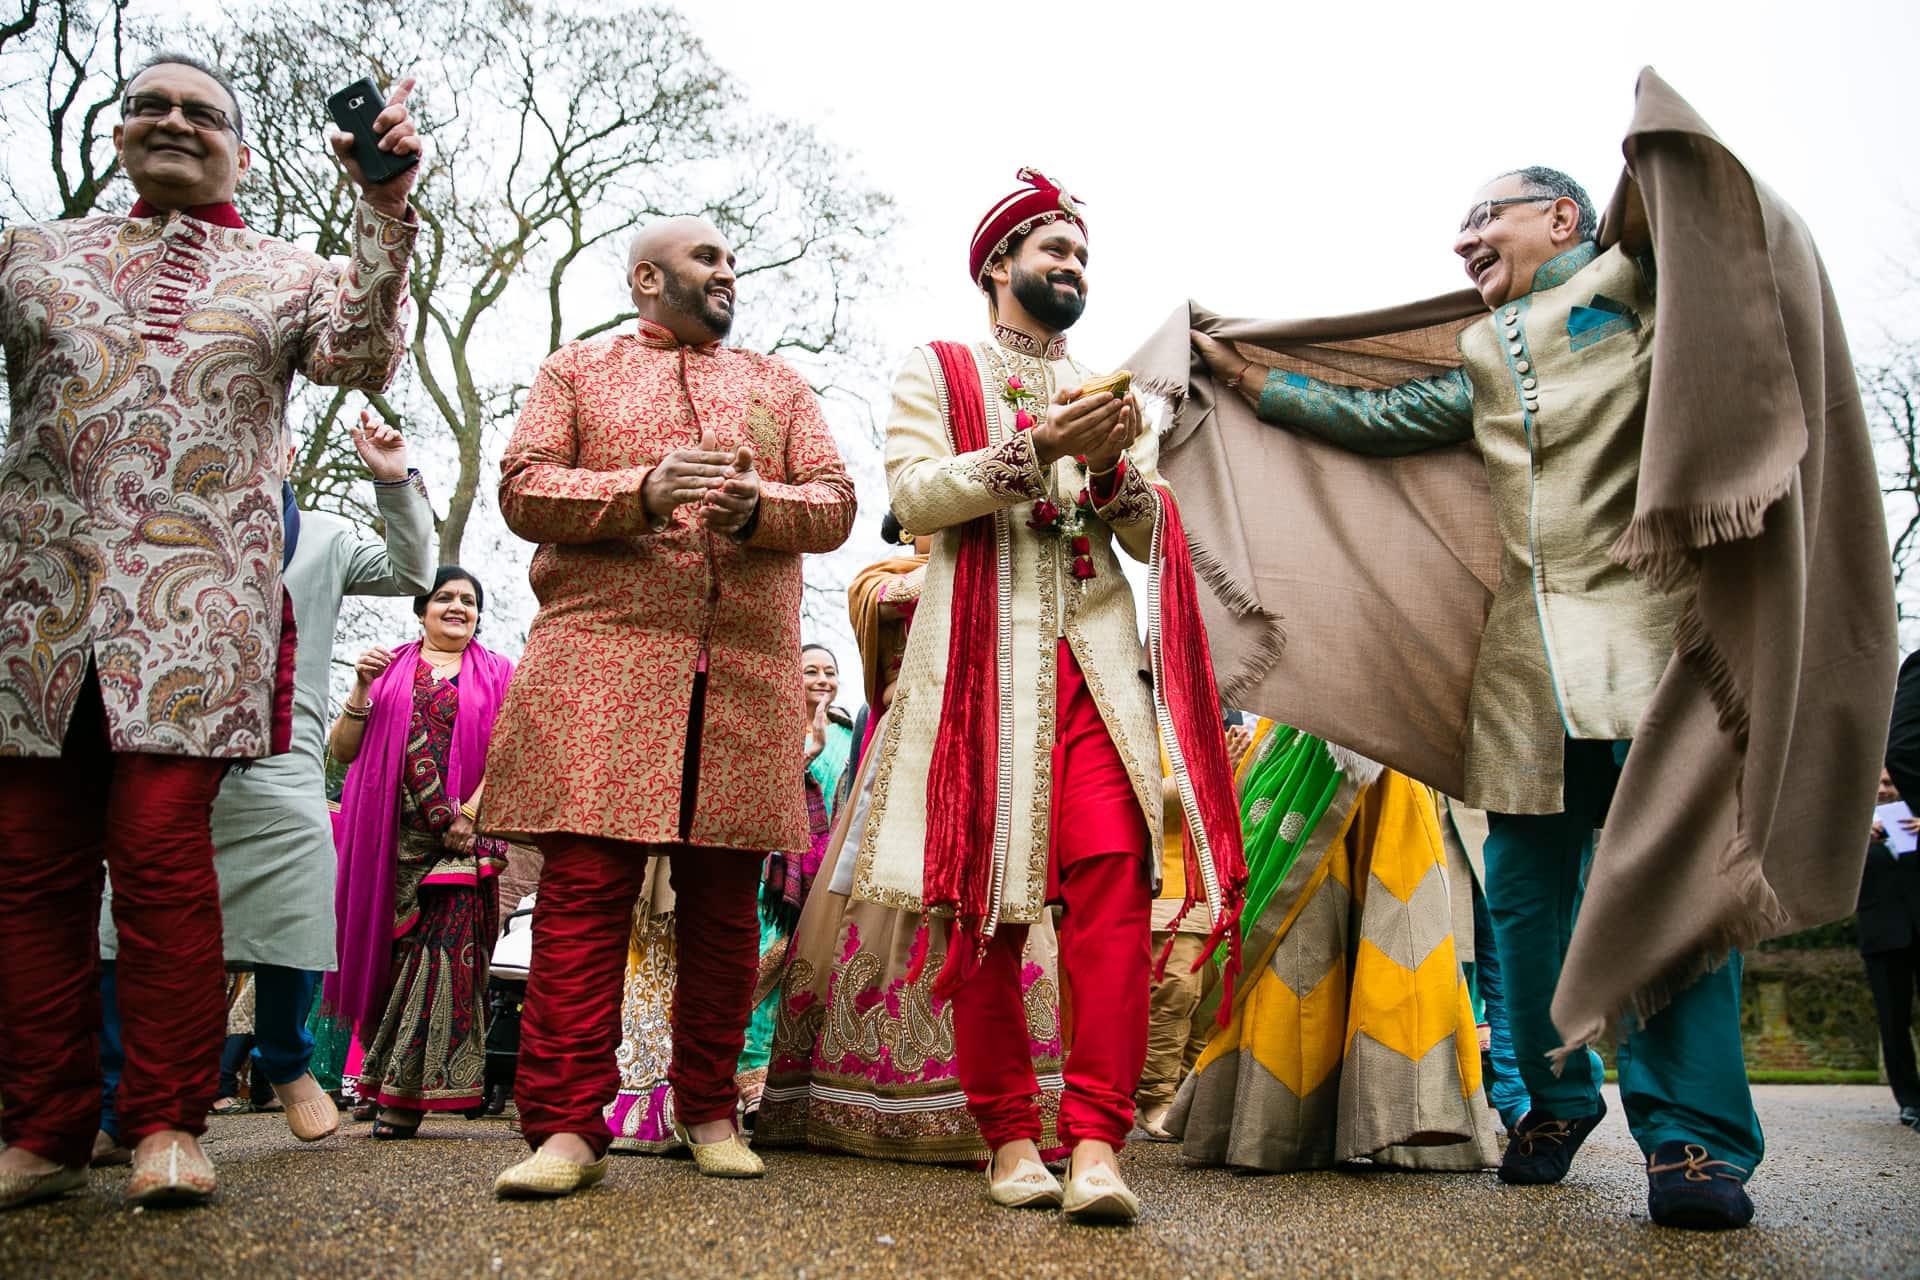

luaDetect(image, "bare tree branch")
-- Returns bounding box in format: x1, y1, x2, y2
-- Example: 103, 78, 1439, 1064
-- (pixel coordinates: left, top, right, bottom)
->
0, 0, 130, 224
215, 0, 893, 565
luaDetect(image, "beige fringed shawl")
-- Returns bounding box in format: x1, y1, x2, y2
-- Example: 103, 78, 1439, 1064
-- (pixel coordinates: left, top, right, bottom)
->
1126, 68, 1897, 1051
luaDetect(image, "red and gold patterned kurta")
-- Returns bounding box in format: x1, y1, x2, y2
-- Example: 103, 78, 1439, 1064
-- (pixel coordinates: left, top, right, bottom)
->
484, 325, 857, 852
0, 201, 415, 758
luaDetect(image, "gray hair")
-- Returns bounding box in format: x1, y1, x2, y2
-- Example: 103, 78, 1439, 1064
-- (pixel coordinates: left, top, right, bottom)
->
1498, 166, 1596, 242
130, 51, 246, 139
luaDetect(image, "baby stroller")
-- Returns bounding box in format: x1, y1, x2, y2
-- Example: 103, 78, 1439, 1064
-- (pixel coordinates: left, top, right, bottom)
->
484, 893, 535, 1116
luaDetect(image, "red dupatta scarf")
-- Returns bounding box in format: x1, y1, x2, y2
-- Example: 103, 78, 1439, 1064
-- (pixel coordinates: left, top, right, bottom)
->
919, 341, 1248, 1018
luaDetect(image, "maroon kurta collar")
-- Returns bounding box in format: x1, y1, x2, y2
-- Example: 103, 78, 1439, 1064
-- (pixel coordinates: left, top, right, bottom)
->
128, 197, 246, 229
636, 317, 722, 356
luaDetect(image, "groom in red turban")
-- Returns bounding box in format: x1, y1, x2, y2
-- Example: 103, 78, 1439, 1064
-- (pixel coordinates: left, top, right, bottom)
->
854, 169, 1247, 1224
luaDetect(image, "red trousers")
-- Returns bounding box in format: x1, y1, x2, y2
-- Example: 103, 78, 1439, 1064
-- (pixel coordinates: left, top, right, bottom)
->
516, 836, 761, 1157
0, 676, 228, 1167
952, 645, 1152, 1151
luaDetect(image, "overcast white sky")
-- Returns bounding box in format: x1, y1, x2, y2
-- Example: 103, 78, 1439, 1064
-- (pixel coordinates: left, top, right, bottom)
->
130, 0, 1920, 698
685, 0, 1917, 362
667, 0, 1920, 686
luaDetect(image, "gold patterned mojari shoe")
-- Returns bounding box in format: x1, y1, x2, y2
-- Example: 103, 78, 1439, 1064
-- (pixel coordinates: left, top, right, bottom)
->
91, 1130, 132, 1167
985, 1157, 1064, 1209
126, 1139, 216, 1207
1062, 1158, 1140, 1224
494, 1148, 610, 1199
671, 1120, 765, 1179
0, 1162, 88, 1211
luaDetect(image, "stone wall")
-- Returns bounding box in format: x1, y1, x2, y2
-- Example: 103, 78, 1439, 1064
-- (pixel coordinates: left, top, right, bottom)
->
1741, 920, 1911, 1076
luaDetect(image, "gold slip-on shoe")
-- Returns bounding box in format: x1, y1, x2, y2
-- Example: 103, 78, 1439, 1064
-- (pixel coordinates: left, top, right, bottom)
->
0, 1163, 87, 1211
273, 1077, 341, 1143
672, 1121, 765, 1179
1062, 1159, 1139, 1225
126, 1140, 216, 1207
494, 1149, 609, 1199
91, 1129, 132, 1167
985, 1157, 1063, 1209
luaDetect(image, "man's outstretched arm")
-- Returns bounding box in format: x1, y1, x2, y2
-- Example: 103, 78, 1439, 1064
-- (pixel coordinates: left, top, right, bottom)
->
1193, 331, 1475, 455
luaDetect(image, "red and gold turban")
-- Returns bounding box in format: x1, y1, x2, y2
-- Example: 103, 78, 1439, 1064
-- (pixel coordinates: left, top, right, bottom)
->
968, 167, 1087, 288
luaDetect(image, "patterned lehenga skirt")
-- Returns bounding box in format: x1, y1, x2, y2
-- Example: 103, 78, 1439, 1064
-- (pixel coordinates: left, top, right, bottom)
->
356, 667, 502, 1112
605, 860, 681, 1153
1169, 725, 1497, 1171
754, 729, 1067, 1163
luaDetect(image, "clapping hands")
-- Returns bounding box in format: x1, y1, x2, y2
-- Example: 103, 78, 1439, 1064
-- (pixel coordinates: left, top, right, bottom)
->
701, 439, 760, 536
642, 425, 759, 536
804, 698, 829, 763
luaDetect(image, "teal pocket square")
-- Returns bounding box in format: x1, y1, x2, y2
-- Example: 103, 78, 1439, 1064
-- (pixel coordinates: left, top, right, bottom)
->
1568, 295, 1639, 351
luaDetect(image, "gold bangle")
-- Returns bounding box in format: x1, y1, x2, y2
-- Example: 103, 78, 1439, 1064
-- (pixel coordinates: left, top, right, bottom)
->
460, 802, 479, 823
341, 702, 370, 721
1086, 460, 1121, 480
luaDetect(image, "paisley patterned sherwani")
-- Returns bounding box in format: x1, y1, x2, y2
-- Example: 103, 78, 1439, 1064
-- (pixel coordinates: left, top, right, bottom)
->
853, 329, 1166, 925
0, 201, 416, 758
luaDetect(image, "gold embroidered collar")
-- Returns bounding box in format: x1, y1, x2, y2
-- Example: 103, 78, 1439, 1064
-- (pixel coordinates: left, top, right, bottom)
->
636, 317, 722, 355
993, 322, 1066, 361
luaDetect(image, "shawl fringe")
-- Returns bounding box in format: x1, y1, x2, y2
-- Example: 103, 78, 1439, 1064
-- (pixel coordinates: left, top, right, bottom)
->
1672, 604, 1752, 747
1324, 743, 1385, 787
1135, 373, 1188, 410
1608, 472, 1795, 591
1186, 534, 1289, 705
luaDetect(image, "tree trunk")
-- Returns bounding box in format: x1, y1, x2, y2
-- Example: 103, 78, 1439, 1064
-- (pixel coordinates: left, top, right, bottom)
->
438, 429, 483, 564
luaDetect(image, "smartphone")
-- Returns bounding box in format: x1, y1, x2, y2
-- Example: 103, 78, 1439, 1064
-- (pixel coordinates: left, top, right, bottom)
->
327, 77, 418, 186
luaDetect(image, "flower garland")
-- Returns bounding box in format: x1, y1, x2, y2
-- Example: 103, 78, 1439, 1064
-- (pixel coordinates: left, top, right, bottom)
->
1002, 374, 1097, 581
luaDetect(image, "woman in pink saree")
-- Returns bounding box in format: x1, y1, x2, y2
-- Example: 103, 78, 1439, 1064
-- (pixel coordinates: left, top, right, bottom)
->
325, 566, 515, 1139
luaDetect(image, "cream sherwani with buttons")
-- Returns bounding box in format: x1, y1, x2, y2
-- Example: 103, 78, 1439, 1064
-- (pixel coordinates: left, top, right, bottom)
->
852, 329, 1166, 925
1255, 241, 1685, 814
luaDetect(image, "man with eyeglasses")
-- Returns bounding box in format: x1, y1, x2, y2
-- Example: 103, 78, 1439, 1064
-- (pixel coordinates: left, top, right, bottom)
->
1187, 157, 1800, 1229
0, 51, 424, 1209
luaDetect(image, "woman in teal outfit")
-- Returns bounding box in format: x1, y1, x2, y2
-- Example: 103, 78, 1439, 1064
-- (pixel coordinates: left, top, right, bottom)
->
736, 645, 854, 1118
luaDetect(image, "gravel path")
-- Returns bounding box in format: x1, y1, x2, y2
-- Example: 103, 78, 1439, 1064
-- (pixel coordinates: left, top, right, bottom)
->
2, 1085, 1914, 1278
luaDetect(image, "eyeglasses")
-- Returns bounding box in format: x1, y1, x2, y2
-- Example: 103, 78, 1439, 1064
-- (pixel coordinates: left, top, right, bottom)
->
1459, 196, 1552, 234
122, 92, 239, 137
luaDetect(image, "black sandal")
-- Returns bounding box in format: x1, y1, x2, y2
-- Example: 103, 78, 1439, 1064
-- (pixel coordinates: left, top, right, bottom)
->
370, 1111, 421, 1140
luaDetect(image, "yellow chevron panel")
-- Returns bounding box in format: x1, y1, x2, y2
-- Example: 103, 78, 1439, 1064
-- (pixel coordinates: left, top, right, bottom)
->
1248, 954, 1348, 1096
1346, 935, 1461, 1062
1353, 773, 1447, 903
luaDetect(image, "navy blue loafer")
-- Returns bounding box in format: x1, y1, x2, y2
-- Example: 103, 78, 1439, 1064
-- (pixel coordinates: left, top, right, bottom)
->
1497, 1095, 1607, 1185
1646, 1141, 1754, 1230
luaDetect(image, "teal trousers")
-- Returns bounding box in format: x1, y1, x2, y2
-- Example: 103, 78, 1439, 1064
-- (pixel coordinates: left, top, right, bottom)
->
1483, 738, 1764, 1175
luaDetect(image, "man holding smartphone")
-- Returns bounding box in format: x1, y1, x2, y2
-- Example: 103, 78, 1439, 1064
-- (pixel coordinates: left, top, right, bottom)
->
0, 53, 424, 1209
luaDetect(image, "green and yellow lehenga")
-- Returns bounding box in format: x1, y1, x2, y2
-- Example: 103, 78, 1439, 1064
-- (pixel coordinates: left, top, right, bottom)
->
1169, 722, 1497, 1171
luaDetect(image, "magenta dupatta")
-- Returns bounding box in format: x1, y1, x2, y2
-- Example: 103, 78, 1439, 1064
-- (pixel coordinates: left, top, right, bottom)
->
324, 638, 516, 1028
